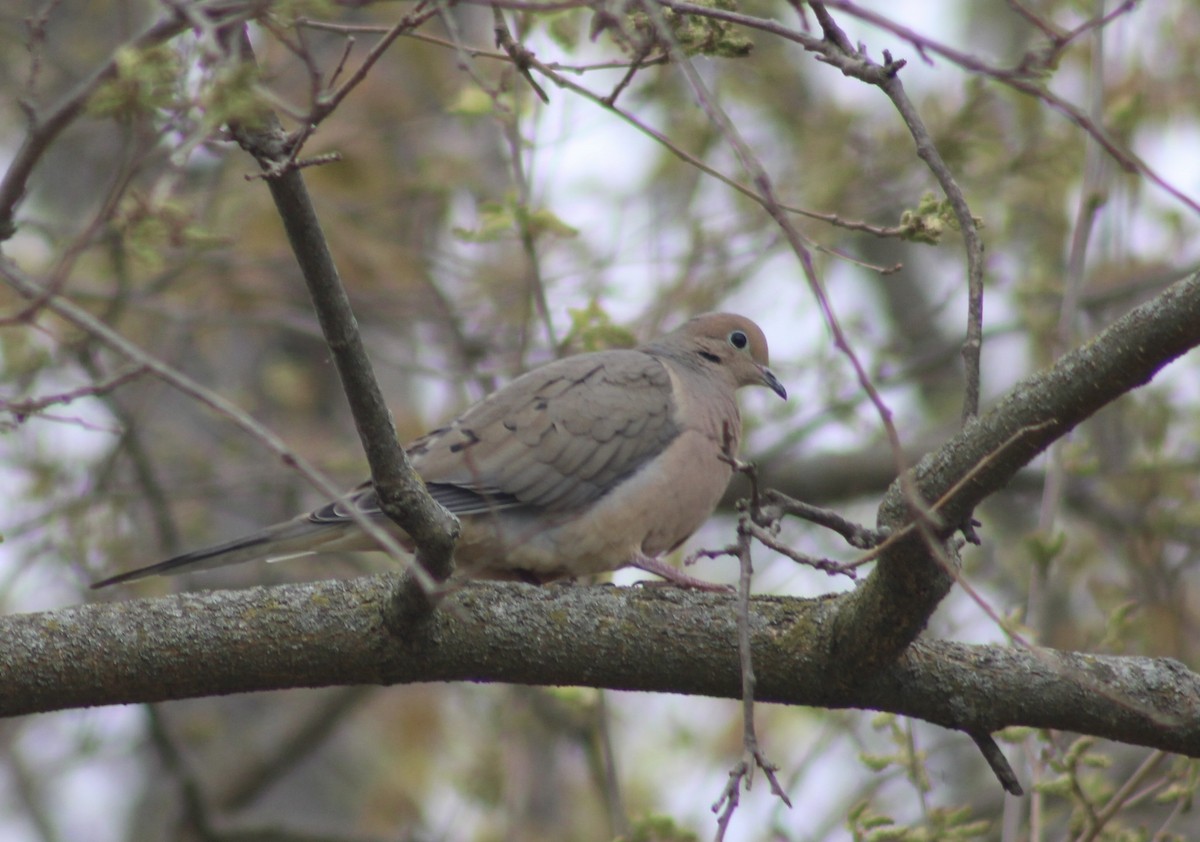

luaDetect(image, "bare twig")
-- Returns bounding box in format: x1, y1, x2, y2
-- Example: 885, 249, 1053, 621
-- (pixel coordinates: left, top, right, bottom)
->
817, 0, 1200, 215
0, 10, 191, 240
0, 259, 433, 593
808, 3, 986, 422
411, 29, 907, 245
968, 730, 1024, 796
1058, 1, 1139, 48
301, 4, 441, 133
300, 19, 672, 73
743, 519, 859, 579
1004, 0, 1064, 40
1, 365, 148, 423
755, 489, 884, 550
835, 421, 1055, 582
706, 442, 793, 838
712, 520, 793, 840
491, 7, 550, 104
600, 41, 656, 107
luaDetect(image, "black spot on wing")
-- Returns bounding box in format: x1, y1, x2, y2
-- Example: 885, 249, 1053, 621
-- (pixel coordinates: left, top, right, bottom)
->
448, 427, 480, 453
406, 426, 451, 457
568, 363, 605, 386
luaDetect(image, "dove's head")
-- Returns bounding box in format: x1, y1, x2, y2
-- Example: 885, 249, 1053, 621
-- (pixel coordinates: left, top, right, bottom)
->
672, 313, 787, 400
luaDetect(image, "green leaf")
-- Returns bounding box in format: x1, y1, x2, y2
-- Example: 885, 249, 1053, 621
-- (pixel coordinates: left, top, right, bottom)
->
198, 62, 271, 132
521, 206, 579, 239
447, 86, 496, 117
451, 200, 516, 243
88, 45, 180, 119
617, 814, 699, 842
562, 301, 637, 352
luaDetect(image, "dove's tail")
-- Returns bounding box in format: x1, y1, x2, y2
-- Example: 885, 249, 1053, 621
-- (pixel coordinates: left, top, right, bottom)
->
89, 516, 366, 589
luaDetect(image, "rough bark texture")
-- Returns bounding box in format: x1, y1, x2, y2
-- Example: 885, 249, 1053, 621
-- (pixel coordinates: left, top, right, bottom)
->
4, 579, 1197, 759
827, 271, 1200, 673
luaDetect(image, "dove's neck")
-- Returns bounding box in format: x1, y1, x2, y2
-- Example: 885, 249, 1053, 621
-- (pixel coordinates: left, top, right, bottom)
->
646, 347, 742, 453
643, 342, 739, 391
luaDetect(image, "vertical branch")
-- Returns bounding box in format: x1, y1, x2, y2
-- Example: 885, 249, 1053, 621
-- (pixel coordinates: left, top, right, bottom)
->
1027, 1, 1114, 821
712, 451, 792, 839
221, 27, 457, 595
808, 3, 986, 423
491, 8, 559, 357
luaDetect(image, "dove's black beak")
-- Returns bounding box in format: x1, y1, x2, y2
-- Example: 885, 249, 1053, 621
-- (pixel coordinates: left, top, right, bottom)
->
760, 366, 787, 400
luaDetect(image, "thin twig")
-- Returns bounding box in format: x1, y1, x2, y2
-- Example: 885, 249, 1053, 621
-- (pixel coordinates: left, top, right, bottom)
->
817, 0, 1200, 215
0, 11, 191, 240
1004, 0, 1064, 40
743, 520, 858, 579
300, 19, 673, 73
1071, 749, 1167, 842
706, 445, 793, 838
711, 519, 793, 840
1058, 0, 1139, 48
968, 730, 1024, 796
470, 39, 905, 244
808, 3, 986, 422
0, 259, 435, 593
755, 488, 884, 549
492, 7, 550, 104
1, 365, 148, 421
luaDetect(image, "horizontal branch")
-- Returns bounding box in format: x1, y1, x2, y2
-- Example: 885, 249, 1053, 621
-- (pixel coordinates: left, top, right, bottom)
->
5, 579, 1197, 759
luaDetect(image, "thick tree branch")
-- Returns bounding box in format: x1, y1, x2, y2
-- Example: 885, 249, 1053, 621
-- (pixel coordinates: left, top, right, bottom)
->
830, 271, 1200, 674
6, 580, 1199, 761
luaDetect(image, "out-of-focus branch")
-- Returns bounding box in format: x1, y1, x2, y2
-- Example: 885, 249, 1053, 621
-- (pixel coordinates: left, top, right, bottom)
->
0, 4, 217, 240
817, 0, 1199, 215
807, 3, 987, 423
0, 259, 382, 559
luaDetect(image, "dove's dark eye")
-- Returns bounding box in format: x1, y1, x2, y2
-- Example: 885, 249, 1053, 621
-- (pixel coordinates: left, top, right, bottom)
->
729, 330, 749, 349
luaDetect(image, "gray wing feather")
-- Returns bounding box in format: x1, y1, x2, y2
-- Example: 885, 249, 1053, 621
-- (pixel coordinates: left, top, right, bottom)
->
409, 350, 679, 512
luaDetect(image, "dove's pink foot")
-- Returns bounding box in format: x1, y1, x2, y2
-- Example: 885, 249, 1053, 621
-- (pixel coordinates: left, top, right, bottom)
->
629, 554, 735, 592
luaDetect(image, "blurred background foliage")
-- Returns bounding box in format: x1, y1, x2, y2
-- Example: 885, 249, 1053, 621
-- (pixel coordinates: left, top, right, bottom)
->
2, 0, 1200, 840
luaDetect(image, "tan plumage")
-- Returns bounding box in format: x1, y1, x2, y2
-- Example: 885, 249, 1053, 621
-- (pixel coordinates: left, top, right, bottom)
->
92, 313, 786, 590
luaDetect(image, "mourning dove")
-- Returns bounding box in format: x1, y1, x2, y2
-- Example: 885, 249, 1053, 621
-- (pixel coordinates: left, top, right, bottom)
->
92, 313, 786, 590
